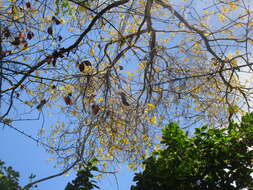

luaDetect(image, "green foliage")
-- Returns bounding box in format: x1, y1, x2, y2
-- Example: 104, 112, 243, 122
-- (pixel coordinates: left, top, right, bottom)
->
0, 160, 20, 190
55, 0, 92, 14
55, 0, 72, 14
65, 164, 99, 190
0, 160, 38, 190
0, 159, 99, 190
131, 113, 253, 190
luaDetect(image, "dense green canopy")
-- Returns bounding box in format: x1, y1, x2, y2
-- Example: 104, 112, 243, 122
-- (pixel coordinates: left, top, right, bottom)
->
131, 113, 253, 190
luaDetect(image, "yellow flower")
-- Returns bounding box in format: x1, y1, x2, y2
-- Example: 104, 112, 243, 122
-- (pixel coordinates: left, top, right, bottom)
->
150, 116, 157, 124
218, 13, 226, 22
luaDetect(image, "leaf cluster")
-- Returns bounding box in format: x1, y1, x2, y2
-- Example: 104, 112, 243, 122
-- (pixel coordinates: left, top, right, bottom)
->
65, 163, 99, 190
0, 160, 20, 190
131, 113, 253, 190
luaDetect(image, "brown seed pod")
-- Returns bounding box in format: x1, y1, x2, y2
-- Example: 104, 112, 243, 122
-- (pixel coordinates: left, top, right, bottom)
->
52, 16, 61, 25
26, 2, 31, 8
91, 104, 100, 115
36, 99, 47, 110
119, 92, 130, 106
27, 31, 34, 40
47, 26, 53, 35
63, 96, 72, 105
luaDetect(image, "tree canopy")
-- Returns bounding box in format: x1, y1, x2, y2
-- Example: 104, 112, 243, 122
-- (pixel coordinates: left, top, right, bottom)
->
1, 0, 253, 186
131, 113, 253, 190
0, 160, 20, 190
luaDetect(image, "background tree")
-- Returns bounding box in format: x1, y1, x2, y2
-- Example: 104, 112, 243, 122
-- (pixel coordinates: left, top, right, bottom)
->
64, 163, 99, 190
0, 160, 21, 190
0, 160, 38, 190
131, 113, 253, 190
1, 0, 253, 186
0, 159, 99, 190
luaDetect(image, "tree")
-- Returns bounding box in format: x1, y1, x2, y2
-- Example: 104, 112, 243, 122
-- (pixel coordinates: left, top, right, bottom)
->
1, 0, 253, 187
131, 113, 253, 190
0, 159, 99, 190
0, 160, 21, 190
64, 164, 99, 190
0, 160, 37, 190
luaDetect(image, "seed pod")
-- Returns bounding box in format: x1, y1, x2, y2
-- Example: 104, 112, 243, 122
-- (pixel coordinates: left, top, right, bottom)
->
52, 16, 61, 25
119, 92, 130, 106
91, 104, 100, 115
47, 26, 53, 35
11, 37, 21, 46
36, 99, 47, 110
26, 2, 31, 8
63, 96, 72, 105
27, 31, 34, 40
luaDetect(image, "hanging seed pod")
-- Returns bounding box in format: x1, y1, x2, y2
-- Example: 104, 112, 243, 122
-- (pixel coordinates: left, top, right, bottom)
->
63, 96, 72, 105
47, 26, 53, 35
119, 92, 130, 106
26, 2, 31, 8
27, 31, 34, 40
52, 16, 61, 25
91, 104, 100, 115
36, 99, 47, 110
